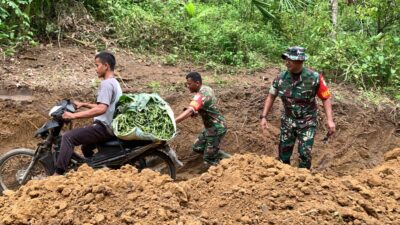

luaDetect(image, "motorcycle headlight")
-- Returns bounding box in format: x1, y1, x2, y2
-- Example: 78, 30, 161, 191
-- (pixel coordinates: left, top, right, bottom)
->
49, 106, 62, 116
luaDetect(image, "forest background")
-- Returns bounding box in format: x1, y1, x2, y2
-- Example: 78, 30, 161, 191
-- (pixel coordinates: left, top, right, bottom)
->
0, 0, 399, 100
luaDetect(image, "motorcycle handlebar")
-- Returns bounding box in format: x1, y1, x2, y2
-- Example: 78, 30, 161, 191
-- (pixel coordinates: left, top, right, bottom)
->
49, 99, 76, 121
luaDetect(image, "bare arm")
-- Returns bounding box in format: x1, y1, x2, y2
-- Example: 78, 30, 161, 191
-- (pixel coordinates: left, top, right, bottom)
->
74, 100, 98, 109
260, 94, 277, 131
175, 108, 194, 124
63, 103, 108, 120
322, 97, 336, 134
262, 94, 277, 118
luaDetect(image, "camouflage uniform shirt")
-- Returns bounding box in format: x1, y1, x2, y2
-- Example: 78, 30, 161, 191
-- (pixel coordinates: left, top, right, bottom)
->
269, 67, 331, 126
189, 85, 226, 129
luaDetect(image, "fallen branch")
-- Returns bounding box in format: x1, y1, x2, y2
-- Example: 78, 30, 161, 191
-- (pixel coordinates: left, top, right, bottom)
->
27, 120, 39, 130
64, 35, 96, 49
300, 209, 319, 216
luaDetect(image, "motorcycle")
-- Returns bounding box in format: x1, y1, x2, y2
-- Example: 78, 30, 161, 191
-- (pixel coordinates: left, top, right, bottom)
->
0, 99, 181, 193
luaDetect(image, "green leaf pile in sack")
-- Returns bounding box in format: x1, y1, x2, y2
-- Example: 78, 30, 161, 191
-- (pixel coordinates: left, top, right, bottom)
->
112, 93, 176, 141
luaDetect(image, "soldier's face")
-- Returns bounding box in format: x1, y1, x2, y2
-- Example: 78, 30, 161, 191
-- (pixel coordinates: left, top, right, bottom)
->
285, 59, 303, 73
186, 78, 201, 93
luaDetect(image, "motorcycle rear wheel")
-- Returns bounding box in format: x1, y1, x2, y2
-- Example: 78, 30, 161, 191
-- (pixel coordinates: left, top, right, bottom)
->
0, 148, 50, 193
133, 150, 176, 180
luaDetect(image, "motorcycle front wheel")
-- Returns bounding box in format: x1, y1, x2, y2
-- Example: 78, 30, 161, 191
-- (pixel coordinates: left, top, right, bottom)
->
0, 148, 50, 193
133, 150, 176, 180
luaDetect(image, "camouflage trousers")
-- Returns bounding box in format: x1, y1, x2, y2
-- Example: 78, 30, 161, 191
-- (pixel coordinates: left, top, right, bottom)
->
278, 116, 317, 169
193, 124, 227, 165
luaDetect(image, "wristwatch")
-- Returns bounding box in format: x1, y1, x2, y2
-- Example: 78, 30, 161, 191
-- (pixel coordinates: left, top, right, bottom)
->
259, 115, 266, 119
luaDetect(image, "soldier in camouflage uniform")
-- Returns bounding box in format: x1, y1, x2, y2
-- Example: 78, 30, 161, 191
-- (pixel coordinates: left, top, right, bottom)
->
260, 46, 336, 169
175, 72, 230, 165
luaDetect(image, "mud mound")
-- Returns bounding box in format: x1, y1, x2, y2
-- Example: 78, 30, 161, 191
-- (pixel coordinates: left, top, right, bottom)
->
0, 165, 184, 225
1, 150, 399, 224
183, 151, 400, 225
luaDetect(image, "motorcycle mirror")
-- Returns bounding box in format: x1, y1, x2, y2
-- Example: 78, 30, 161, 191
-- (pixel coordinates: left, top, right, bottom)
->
66, 104, 76, 113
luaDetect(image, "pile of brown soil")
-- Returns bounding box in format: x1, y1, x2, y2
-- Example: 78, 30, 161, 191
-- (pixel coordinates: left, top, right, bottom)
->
1, 148, 399, 225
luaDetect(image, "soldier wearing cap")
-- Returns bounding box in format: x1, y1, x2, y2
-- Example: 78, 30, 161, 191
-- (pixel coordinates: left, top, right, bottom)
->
260, 46, 335, 169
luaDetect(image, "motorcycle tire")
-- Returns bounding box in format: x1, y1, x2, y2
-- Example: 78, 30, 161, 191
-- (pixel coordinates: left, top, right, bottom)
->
134, 150, 176, 180
0, 148, 51, 194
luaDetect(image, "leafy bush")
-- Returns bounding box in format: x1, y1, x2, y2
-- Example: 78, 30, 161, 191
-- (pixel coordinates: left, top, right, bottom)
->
97, 1, 282, 69
280, 0, 399, 99
0, 0, 34, 55
309, 34, 399, 88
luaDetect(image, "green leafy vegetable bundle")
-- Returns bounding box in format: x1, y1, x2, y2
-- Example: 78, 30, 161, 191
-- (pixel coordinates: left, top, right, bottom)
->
112, 93, 176, 141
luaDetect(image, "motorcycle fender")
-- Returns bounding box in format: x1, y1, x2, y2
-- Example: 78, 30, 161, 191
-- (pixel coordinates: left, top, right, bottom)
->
35, 119, 60, 137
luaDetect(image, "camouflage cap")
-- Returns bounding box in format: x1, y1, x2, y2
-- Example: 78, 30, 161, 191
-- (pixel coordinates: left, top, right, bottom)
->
281, 46, 308, 61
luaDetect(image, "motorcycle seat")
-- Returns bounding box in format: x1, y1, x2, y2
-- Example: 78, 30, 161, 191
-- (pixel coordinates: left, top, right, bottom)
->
98, 137, 155, 148
99, 139, 121, 147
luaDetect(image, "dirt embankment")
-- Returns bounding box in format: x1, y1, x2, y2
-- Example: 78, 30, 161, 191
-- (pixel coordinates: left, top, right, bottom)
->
0, 149, 399, 225
0, 45, 399, 178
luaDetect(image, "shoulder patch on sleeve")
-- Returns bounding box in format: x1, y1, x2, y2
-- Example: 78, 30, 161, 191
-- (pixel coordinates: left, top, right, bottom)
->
193, 95, 201, 101
189, 93, 203, 111
317, 74, 331, 100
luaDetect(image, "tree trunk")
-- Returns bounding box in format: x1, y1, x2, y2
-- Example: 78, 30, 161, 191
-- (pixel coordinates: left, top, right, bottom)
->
330, 0, 338, 39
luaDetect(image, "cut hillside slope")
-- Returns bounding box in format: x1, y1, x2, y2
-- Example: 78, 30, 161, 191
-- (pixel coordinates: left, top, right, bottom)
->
0, 45, 399, 179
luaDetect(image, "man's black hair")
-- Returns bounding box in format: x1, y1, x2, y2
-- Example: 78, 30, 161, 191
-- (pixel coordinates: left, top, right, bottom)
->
95, 51, 116, 71
186, 71, 202, 84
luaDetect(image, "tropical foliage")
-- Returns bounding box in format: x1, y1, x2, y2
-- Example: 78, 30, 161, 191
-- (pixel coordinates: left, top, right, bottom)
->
0, 0, 399, 99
